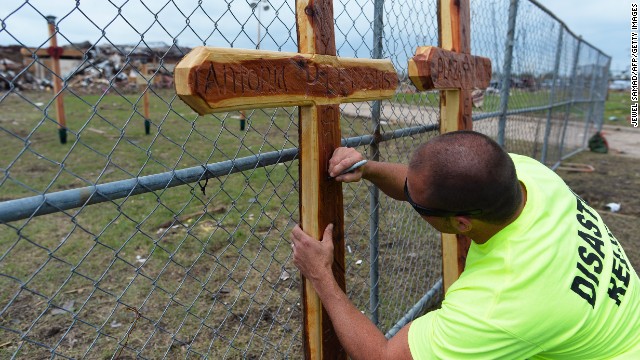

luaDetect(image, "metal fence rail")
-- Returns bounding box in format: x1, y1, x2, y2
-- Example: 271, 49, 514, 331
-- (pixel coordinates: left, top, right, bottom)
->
0, 0, 610, 358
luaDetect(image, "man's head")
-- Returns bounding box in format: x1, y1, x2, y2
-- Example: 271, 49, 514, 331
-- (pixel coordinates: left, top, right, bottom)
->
406, 131, 522, 233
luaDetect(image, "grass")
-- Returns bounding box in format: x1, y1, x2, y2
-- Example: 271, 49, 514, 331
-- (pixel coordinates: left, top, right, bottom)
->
395, 88, 632, 129
0, 87, 305, 358
0, 87, 440, 359
603, 91, 634, 127
393, 88, 553, 112
2, 82, 613, 358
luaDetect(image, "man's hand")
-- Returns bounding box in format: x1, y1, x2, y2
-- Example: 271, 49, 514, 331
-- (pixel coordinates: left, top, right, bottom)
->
328, 147, 367, 182
290, 224, 335, 283
290, 223, 413, 360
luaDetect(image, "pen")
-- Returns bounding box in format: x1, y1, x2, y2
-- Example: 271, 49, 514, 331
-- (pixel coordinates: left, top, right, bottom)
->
328, 160, 368, 179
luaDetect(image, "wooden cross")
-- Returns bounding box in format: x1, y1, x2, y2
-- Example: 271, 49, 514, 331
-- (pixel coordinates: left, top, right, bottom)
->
407, 0, 491, 292
45, 15, 68, 144
174, 1, 398, 358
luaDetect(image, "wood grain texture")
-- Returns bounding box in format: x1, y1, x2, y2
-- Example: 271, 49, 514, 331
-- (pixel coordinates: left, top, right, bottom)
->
297, 1, 347, 358
142, 63, 150, 120
297, 0, 336, 55
440, 0, 470, 54
20, 47, 85, 58
299, 104, 346, 360
408, 46, 491, 91
47, 22, 66, 129
438, 0, 473, 292
174, 47, 397, 115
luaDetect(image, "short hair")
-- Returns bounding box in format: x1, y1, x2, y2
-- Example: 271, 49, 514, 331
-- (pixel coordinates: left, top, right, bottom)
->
408, 131, 522, 224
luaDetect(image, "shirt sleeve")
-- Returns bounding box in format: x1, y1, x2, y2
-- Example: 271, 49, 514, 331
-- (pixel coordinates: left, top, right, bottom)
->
407, 305, 544, 360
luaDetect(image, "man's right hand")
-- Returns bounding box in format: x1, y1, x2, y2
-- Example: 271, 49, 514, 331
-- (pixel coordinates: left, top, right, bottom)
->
328, 147, 367, 183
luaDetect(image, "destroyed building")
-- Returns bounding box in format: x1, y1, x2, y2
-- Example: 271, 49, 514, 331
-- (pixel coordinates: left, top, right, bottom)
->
0, 42, 190, 92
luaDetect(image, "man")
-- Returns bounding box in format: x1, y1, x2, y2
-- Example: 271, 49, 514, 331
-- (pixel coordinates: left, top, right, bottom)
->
290, 131, 640, 359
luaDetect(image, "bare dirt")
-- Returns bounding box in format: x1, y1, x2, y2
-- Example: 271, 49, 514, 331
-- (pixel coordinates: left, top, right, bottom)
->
556, 125, 640, 269
600, 125, 640, 158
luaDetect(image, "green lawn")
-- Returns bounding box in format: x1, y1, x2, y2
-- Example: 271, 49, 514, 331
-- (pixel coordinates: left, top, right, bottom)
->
395, 88, 631, 129
4, 81, 611, 358
0, 88, 306, 358
603, 90, 633, 127
393, 88, 553, 112
0, 87, 436, 359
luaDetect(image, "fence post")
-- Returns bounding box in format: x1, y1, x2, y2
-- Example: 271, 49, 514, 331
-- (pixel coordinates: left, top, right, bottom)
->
557, 37, 582, 160
582, 47, 601, 148
497, 0, 519, 147
368, 0, 385, 327
45, 15, 67, 144
540, 27, 565, 165
597, 57, 612, 132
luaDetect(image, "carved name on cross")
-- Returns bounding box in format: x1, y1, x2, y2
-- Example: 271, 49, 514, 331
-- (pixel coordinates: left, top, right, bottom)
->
176, 48, 397, 115
409, 46, 491, 91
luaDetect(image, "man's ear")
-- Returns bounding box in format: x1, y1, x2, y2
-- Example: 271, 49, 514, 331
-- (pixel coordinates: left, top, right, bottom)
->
450, 216, 473, 233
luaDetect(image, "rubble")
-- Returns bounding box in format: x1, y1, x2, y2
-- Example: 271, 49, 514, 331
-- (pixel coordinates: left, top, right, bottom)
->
0, 42, 189, 94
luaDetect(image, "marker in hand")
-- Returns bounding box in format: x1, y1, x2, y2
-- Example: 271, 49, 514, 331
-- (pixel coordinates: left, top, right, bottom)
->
328, 159, 368, 180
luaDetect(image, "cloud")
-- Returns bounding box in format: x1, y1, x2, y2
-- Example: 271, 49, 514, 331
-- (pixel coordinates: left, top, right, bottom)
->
536, 0, 628, 71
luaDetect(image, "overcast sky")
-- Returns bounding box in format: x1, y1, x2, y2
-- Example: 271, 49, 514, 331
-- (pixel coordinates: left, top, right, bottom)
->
0, 0, 630, 74
535, 0, 629, 73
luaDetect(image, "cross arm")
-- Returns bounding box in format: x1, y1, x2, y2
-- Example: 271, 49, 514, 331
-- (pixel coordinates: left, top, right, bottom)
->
174, 46, 398, 115
408, 46, 491, 91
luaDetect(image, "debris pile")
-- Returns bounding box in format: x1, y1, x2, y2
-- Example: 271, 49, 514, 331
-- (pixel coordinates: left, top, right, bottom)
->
0, 42, 189, 93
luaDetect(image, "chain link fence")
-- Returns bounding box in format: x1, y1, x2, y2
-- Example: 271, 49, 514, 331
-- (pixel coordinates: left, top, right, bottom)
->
0, 0, 610, 358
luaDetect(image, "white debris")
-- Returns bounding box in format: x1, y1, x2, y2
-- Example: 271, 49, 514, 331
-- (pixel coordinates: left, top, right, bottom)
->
51, 300, 75, 315
355, 259, 363, 265
110, 320, 122, 328
279, 269, 291, 281
605, 203, 621, 212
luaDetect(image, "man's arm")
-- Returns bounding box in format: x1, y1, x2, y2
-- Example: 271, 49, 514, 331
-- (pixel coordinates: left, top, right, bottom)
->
291, 224, 413, 360
328, 147, 408, 201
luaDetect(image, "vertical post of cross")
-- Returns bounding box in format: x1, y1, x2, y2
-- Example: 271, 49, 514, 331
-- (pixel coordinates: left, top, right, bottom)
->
45, 15, 67, 144
296, 1, 346, 358
438, 0, 474, 291
408, 0, 490, 291
142, 62, 151, 135
438, 0, 473, 132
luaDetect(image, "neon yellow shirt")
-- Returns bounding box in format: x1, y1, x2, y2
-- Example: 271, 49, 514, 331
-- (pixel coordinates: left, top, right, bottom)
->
408, 154, 640, 359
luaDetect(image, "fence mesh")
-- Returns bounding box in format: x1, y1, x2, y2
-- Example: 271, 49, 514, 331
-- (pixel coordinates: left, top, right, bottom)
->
0, 0, 610, 358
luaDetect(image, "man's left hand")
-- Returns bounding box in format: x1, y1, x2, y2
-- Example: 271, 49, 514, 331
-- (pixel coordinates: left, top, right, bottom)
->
290, 224, 335, 284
